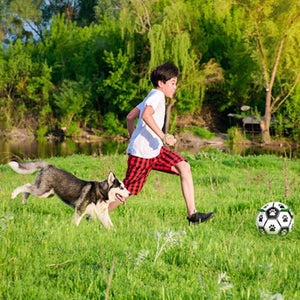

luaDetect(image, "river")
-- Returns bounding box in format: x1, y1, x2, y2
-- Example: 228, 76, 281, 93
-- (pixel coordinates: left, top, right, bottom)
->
0, 137, 129, 165
0, 135, 299, 165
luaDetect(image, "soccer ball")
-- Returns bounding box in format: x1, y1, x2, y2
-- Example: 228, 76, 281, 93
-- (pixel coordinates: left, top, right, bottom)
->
256, 202, 294, 236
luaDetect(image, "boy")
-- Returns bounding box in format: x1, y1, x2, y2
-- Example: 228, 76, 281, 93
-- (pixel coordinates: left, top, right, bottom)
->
108, 62, 215, 225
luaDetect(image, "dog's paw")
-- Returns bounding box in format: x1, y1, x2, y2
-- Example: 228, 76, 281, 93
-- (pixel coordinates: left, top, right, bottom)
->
11, 190, 18, 199
72, 213, 82, 226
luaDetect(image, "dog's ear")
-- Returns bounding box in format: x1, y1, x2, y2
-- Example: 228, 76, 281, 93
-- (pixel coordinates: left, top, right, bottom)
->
108, 172, 116, 186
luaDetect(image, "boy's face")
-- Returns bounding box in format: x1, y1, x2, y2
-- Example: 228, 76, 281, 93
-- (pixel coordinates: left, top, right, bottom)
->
157, 77, 177, 98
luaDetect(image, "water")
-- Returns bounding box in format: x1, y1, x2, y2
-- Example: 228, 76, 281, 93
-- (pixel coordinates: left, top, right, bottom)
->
0, 137, 299, 165
227, 142, 300, 159
0, 137, 128, 165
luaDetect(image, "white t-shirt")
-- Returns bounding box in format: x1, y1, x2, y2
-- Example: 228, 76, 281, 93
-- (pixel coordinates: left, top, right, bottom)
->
126, 89, 165, 158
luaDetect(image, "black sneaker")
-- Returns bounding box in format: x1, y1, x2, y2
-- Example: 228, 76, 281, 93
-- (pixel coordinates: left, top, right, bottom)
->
187, 212, 215, 225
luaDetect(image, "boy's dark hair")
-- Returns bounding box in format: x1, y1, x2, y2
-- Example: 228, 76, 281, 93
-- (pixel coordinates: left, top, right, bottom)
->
150, 62, 179, 87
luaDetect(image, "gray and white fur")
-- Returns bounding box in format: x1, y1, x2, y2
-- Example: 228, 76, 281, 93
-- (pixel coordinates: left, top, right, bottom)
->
8, 161, 130, 229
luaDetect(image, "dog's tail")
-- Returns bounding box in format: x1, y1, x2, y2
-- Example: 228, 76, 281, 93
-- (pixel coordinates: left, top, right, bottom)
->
8, 161, 50, 174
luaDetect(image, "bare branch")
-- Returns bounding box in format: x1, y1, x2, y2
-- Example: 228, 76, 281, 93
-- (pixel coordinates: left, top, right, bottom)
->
255, 20, 270, 88
23, 20, 43, 40
272, 70, 300, 113
269, 36, 285, 93
139, 0, 151, 30
130, 0, 151, 33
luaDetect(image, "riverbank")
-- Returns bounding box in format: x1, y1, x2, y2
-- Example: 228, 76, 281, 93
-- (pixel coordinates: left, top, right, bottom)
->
0, 128, 299, 165
1, 127, 298, 145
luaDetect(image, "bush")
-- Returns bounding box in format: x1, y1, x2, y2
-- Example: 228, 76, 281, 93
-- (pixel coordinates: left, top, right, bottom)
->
226, 126, 248, 146
102, 112, 127, 136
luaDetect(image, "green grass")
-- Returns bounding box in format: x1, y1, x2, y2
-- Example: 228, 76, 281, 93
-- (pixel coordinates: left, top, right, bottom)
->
0, 151, 299, 299
186, 126, 216, 140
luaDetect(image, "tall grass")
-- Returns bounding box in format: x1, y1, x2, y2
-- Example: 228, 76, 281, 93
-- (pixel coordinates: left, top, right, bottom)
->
0, 151, 299, 299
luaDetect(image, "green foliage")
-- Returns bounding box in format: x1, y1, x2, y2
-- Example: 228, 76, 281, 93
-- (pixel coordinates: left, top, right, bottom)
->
146, 0, 224, 114
233, 0, 300, 141
1, 0, 300, 140
94, 0, 120, 23
117, 0, 223, 115
187, 126, 216, 140
1, 0, 42, 42
226, 126, 248, 146
97, 49, 138, 116
282, 85, 300, 141
41, 15, 104, 84
189, 0, 260, 112
54, 79, 91, 131
0, 40, 53, 132
101, 112, 127, 136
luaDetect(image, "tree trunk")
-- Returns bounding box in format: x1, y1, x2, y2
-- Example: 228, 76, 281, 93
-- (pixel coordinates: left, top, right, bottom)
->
262, 90, 272, 143
165, 98, 176, 133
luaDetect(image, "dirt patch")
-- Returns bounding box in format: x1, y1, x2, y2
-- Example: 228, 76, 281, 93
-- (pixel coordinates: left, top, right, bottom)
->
176, 114, 206, 129
0, 129, 35, 142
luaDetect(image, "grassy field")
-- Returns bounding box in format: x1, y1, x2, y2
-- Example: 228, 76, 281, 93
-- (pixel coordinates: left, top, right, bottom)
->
0, 151, 299, 299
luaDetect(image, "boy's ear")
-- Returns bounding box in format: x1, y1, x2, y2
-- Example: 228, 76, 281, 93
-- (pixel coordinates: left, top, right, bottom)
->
157, 80, 164, 88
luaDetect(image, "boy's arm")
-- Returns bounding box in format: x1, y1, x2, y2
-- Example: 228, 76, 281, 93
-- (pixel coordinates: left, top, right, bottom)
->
127, 107, 140, 137
142, 105, 176, 146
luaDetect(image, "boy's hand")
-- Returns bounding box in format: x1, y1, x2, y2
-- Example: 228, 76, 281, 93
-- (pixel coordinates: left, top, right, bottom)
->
162, 134, 177, 146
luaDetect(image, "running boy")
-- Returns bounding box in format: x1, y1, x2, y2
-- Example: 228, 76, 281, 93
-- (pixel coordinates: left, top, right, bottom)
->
109, 62, 215, 225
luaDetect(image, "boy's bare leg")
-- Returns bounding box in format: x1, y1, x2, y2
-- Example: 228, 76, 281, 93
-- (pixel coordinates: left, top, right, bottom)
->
171, 161, 197, 216
108, 200, 123, 212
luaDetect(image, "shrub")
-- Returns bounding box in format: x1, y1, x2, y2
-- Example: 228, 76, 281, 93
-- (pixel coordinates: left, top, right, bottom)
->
102, 112, 127, 136
226, 126, 248, 145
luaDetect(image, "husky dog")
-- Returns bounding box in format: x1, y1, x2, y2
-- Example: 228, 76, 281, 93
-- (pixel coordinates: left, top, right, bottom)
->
8, 161, 131, 229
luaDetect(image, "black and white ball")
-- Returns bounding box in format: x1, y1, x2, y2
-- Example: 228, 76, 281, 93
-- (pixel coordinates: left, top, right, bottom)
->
256, 202, 294, 236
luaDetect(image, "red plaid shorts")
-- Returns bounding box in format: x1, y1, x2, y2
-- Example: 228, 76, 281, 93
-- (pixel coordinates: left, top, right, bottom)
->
123, 146, 187, 195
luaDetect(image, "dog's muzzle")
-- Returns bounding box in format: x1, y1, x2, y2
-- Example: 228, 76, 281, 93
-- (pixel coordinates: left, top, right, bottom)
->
116, 193, 129, 205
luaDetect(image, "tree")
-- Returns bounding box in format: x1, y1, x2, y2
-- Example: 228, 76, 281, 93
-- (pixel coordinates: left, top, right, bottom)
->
116, 0, 224, 132
284, 85, 300, 141
5, 0, 45, 42
1, 0, 98, 44
42, 0, 80, 22
0, 0, 10, 41
97, 49, 138, 117
235, 0, 300, 143
53, 78, 91, 135
188, 0, 261, 116
0, 40, 53, 131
